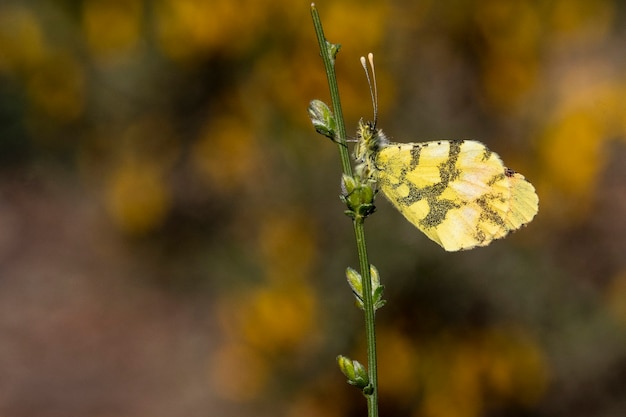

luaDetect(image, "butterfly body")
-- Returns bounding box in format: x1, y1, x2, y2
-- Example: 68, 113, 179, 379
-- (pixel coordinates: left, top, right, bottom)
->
355, 119, 539, 251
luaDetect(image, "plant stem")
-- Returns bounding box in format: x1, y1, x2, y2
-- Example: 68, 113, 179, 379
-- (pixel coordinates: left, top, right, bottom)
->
310, 4, 379, 417
310, 4, 352, 177
354, 217, 379, 417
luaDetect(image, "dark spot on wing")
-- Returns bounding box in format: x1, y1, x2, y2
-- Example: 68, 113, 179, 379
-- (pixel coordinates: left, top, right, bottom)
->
390, 140, 467, 228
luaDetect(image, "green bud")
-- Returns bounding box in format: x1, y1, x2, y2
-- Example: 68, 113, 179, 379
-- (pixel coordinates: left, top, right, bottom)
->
341, 174, 357, 195
370, 265, 386, 310
326, 41, 341, 63
346, 267, 364, 308
361, 182, 374, 204
356, 202, 376, 218
345, 265, 385, 311
370, 264, 380, 286
340, 175, 376, 220
308, 100, 337, 140
337, 355, 369, 389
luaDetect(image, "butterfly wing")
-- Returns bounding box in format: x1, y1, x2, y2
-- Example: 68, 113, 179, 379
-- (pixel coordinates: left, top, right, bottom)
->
503, 169, 539, 229
375, 140, 538, 251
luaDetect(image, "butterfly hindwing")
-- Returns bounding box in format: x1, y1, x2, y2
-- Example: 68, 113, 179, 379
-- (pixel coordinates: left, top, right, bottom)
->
503, 169, 540, 229
373, 139, 537, 251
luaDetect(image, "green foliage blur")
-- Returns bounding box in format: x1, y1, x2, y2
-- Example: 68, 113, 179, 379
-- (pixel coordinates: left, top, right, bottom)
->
1, 1, 625, 416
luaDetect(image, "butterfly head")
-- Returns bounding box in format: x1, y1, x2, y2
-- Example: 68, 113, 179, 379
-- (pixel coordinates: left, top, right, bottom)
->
355, 53, 386, 161
355, 118, 379, 161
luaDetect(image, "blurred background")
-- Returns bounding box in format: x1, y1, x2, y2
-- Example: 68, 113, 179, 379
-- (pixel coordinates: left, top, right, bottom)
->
0, 0, 625, 416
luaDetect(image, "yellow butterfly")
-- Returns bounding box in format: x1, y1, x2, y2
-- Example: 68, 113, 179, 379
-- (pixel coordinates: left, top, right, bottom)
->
355, 54, 538, 251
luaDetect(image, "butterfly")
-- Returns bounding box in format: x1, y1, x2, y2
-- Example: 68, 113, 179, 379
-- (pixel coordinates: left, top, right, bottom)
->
354, 54, 538, 251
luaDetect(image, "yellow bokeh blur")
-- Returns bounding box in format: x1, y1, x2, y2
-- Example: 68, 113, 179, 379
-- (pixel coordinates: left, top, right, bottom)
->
480, 53, 538, 111
550, 0, 614, 41
416, 327, 548, 417
418, 336, 483, 417
258, 211, 317, 283
479, 327, 548, 406
0, 5, 45, 74
212, 283, 318, 402
82, 0, 142, 60
474, 0, 541, 53
26, 50, 85, 123
376, 328, 419, 402
192, 113, 260, 195
323, 1, 389, 50
154, 0, 274, 62
474, 0, 540, 110
105, 160, 170, 235
241, 285, 317, 352
210, 208, 320, 402
538, 109, 606, 220
543, 109, 605, 192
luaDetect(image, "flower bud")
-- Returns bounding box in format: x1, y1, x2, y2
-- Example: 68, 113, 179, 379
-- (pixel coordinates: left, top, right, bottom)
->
345, 265, 385, 311
346, 267, 364, 308
337, 355, 369, 389
308, 100, 336, 140
325, 41, 341, 63
340, 175, 376, 219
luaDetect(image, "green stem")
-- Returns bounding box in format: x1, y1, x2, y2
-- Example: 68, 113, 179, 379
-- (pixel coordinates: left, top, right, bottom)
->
354, 217, 379, 416
310, 4, 379, 417
310, 4, 352, 177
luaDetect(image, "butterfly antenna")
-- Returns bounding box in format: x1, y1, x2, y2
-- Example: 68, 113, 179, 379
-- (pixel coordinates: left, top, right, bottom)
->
360, 52, 379, 128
